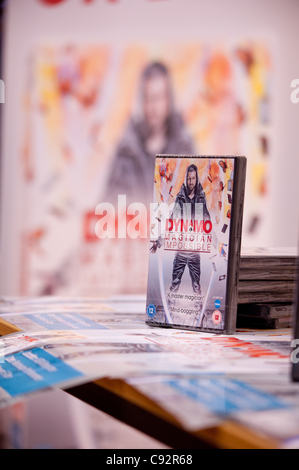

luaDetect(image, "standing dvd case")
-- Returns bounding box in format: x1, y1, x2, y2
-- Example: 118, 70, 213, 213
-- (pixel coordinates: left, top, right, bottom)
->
146, 155, 247, 334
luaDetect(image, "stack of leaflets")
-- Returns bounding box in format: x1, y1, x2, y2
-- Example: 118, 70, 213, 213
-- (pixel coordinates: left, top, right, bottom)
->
237, 248, 298, 329
1, 295, 299, 449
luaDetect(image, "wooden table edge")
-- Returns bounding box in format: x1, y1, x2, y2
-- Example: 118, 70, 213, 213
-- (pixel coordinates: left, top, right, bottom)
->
0, 318, 22, 336
66, 377, 279, 449
0, 318, 281, 449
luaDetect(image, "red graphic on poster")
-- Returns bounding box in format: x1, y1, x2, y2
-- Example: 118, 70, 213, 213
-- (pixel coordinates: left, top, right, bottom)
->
39, 0, 66, 5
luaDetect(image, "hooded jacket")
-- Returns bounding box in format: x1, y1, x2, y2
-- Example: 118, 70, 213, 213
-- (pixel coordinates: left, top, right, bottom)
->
105, 62, 195, 206
155, 164, 210, 248
106, 115, 194, 206
172, 164, 210, 222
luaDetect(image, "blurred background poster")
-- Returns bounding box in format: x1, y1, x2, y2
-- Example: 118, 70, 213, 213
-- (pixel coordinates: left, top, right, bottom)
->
2, 0, 298, 297
19, 42, 272, 296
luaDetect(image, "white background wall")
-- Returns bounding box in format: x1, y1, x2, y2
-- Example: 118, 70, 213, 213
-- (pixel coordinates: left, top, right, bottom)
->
1, 0, 299, 294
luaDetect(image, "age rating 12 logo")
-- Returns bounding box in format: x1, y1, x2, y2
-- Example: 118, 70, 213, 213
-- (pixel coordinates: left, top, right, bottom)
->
212, 310, 222, 325
147, 304, 156, 318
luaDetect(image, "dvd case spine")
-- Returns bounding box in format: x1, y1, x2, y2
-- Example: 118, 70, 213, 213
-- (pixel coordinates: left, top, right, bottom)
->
224, 156, 246, 334
292, 253, 299, 381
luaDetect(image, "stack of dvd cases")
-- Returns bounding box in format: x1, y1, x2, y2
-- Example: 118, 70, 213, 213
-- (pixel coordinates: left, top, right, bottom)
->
237, 248, 297, 329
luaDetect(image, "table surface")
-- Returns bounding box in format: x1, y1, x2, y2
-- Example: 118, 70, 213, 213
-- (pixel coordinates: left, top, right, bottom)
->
0, 296, 296, 449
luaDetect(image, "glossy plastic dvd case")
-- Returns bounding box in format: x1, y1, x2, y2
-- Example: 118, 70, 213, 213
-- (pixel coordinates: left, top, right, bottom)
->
146, 155, 247, 334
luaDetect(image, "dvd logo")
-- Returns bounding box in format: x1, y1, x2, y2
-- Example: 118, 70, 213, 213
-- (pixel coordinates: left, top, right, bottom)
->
291, 79, 299, 104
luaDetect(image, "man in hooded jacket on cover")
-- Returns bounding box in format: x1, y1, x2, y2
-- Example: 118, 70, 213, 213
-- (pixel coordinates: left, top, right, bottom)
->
151, 164, 210, 296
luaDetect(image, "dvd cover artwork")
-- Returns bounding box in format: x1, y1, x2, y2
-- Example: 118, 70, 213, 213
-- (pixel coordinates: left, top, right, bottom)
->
146, 155, 246, 334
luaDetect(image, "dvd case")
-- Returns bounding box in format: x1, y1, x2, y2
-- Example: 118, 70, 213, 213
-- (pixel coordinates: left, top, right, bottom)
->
146, 155, 247, 334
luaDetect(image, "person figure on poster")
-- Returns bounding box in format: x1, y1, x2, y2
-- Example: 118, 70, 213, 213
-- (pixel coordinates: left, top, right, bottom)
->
106, 62, 195, 205
150, 164, 210, 299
